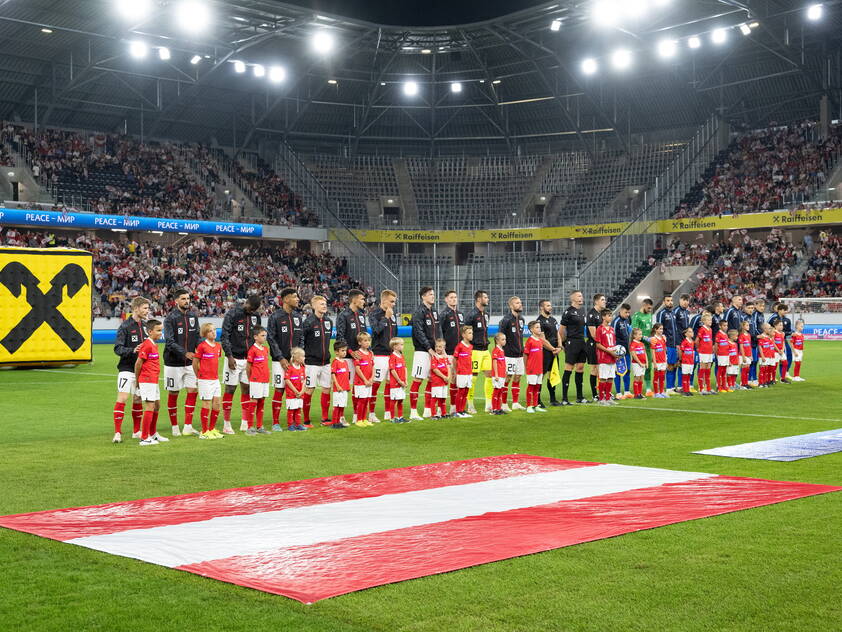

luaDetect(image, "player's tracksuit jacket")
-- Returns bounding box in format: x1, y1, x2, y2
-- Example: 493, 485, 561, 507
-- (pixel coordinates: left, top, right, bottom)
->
656, 307, 678, 348
302, 314, 333, 366
410, 303, 439, 353
369, 307, 398, 357
114, 317, 146, 372
220, 306, 262, 360
335, 307, 367, 353
499, 312, 526, 358
440, 306, 465, 356
266, 309, 303, 363
673, 306, 691, 337
610, 314, 631, 351
163, 308, 200, 367
465, 307, 489, 351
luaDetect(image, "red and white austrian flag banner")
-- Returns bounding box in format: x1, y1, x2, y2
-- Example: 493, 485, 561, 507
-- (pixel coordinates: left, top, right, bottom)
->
1, 455, 838, 603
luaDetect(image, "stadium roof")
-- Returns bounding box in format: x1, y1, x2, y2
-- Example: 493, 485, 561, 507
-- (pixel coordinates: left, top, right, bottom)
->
0, 0, 840, 155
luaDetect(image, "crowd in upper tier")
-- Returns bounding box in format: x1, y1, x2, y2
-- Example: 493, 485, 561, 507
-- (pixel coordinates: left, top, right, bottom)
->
672, 123, 842, 219
789, 231, 842, 298
0, 227, 370, 318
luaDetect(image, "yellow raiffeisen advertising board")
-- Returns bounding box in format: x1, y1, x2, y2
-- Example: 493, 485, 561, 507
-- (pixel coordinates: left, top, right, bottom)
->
0, 247, 92, 365
334, 208, 842, 243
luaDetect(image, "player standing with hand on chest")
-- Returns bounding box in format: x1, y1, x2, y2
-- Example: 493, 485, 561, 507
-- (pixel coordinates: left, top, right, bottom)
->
220, 294, 262, 434
163, 288, 201, 437
112, 296, 150, 443
409, 286, 440, 420
499, 297, 526, 411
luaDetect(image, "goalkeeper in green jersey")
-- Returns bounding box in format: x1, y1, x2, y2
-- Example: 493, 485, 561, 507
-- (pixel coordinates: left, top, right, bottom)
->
631, 298, 654, 392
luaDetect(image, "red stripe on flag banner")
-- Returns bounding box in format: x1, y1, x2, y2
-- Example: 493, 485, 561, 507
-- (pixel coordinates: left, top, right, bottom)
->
0, 455, 598, 541
177, 476, 840, 603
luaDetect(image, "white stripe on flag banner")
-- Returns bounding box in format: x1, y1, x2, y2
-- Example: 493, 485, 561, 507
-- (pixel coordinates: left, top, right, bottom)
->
67, 464, 713, 567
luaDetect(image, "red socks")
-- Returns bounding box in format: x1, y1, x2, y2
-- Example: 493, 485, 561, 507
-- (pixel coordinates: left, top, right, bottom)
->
456, 387, 468, 413
793, 361, 801, 377
167, 392, 179, 425
525, 383, 541, 407
287, 408, 301, 427
491, 388, 502, 411
320, 391, 331, 421
271, 390, 284, 424
355, 397, 369, 421
423, 381, 433, 412
385, 397, 394, 419
200, 407, 209, 433
682, 374, 691, 392
449, 385, 458, 409
302, 392, 312, 422
131, 401, 142, 433
332, 406, 344, 424
209, 408, 218, 431
741, 366, 750, 386
409, 380, 421, 409
184, 392, 197, 426
254, 399, 264, 428
510, 380, 521, 406
141, 410, 153, 440
394, 400, 404, 418
780, 360, 788, 378
222, 392, 233, 422
370, 382, 381, 414
633, 381, 642, 397
113, 402, 125, 433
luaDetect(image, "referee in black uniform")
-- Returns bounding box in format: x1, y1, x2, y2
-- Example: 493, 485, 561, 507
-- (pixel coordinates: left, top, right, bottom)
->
586, 294, 606, 401
559, 290, 589, 405
537, 299, 562, 406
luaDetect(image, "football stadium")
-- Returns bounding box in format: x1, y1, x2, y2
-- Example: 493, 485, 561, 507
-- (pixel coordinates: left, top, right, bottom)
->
1, 0, 841, 629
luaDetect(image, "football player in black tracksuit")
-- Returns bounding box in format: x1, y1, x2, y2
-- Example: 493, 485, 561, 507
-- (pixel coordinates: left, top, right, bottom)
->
267, 287, 303, 429
220, 294, 263, 432
586, 294, 607, 400
301, 295, 333, 426
336, 289, 370, 421
112, 296, 150, 443
163, 288, 201, 436
440, 290, 466, 412
537, 299, 562, 406
409, 286, 439, 419
498, 296, 526, 410
369, 289, 399, 417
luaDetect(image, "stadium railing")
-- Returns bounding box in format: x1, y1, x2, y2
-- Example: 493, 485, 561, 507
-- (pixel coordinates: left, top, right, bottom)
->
572, 114, 724, 303
272, 141, 400, 296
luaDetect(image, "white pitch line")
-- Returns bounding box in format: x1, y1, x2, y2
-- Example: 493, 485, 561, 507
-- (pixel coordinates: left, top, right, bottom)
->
616, 403, 842, 424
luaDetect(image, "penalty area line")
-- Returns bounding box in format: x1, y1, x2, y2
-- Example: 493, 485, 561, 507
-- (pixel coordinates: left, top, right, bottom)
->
616, 403, 841, 424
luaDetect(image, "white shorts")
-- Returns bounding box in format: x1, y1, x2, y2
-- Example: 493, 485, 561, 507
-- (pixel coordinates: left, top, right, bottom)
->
373, 355, 390, 382
492, 377, 506, 389
249, 381, 270, 399
271, 361, 285, 389
223, 358, 249, 386
716, 356, 729, 367
431, 385, 447, 399
198, 379, 221, 400
332, 391, 348, 408
793, 349, 803, 361
727, 365, 739, 375
699, 354, 713, 364
775, 352, 783, 362
654, 362, 667, 372
598, 364, 616, 379
506, 357, 525, 376
164, 365, 197, 392
526, 374, 542, 385
286, 397, 303, 410
344, 358, 357, 385
681, 364, 695, 374
410, 351, 431, 380
456, 374, 472, 389
305, 364, 331, 389
138, 382, 160, 402
354, 384, 372, 398
762, 357, 776, 366
632, 364, 646, 377
741, 356, 752, 366
117, 371, 137, 395
390, 387, 406, 400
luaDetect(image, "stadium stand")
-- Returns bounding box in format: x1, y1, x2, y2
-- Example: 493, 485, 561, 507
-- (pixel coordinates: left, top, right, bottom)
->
672, 123, 842, 218
0, 227, 366, 317
788, 231, 841, 298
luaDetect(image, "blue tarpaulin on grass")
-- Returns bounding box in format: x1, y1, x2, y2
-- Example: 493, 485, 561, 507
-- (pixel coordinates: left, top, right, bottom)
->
694, 429, 842, 461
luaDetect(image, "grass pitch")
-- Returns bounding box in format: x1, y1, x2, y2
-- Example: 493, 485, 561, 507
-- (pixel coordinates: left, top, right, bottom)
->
1, 341, 841, 632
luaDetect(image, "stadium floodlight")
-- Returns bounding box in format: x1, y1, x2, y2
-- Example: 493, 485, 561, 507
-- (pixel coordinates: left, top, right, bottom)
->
312, 30, 335, 54
657, 39, 677, 58
41, 28, 53, 34
268, 66, 286, 83
190, 54, 202, 65
175, 1, 212, 34
327, 79, 338, 84
592, 0, 620, 27
451, 82, 462, 93
611, 48, 632, 70
688, 35, 701, 49
403, 81, 419, 96
550, 19, 562, 31
233, 60, 246, 73
581, 57, 598, 75
253, 64, 265, 78
492, 79, 502, 85
116, 0, 151, 21
711, 28, 727, 44
739, 23, 752, 35
807, 3, 823, 21
129, 41, 148, 59
421, 49, 432, 54
158, 47, 171, 61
